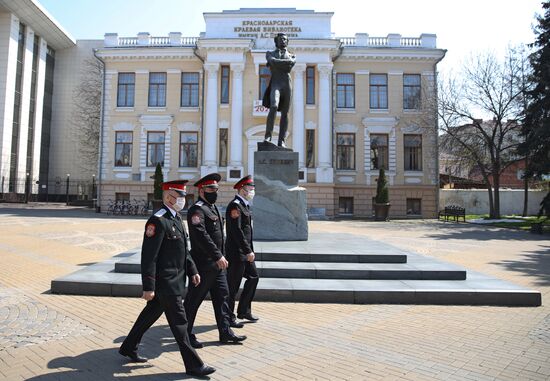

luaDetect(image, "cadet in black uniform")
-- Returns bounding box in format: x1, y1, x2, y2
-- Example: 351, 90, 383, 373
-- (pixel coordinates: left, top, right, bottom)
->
226, 175, 260, 323
119, 180, 215, 377
184, 173, 247, 349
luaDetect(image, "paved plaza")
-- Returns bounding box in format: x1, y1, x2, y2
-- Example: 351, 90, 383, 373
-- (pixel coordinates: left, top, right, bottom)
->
0, 203, 549, 380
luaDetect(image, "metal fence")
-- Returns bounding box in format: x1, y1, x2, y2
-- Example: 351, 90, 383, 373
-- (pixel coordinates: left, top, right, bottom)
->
0, 178, 96, 205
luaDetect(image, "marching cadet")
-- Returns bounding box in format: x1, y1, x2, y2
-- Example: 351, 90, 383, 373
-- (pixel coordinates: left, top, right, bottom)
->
226, 175, 260, 323
119, 180, 215, 377
184, 173, 247, 349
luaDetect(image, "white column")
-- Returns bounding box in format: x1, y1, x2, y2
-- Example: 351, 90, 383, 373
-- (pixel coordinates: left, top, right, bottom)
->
292, 64, 306, 171
201, 63, 219, 176
30, 37, 47, 193
228, 63, 244, 180
15, 27, 36, 193
316, 63, 333, 183
0, 14, 21, 191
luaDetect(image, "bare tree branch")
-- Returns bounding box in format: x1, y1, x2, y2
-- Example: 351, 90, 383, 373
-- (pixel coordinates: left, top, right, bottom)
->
436, 47, 529, 218
70, 57, 102, 174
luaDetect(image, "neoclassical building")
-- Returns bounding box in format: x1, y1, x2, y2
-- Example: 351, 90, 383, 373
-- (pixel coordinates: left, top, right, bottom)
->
96, 8, 446, 218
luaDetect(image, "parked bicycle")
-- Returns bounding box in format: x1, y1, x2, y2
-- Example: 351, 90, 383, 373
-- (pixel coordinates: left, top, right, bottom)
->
106, 199, 151, 216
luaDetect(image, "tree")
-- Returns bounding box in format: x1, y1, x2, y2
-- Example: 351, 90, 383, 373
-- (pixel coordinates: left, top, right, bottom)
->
438, 48, 528, 218
71, 58, 102, 175
519, 1, 550, 180
375, 167, 389, 204
153, 163, 164, 200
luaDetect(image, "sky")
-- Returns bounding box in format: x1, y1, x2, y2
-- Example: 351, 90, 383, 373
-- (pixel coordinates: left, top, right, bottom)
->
39, 0, 543, 75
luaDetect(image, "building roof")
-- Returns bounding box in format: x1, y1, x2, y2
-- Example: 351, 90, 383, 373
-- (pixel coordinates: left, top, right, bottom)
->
0, 0, 75, 50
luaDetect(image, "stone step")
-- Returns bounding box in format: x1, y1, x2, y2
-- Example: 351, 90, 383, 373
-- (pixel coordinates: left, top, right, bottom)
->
115, 259, 464, 280
50, 267, 541, 306
114, 251, 407, 270
257, 262, 466, 280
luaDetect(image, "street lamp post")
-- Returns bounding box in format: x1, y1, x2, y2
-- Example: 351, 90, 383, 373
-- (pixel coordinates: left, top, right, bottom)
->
25, 172, 30, 203
66, 174, 70, 205
92, 174, 96, 198
92, 174, 96, 210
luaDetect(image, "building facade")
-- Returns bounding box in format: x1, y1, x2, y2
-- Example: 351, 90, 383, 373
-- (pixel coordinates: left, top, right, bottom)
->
96, 8, 446, 218
0, 0, 76, 201
0, 0, 102, 202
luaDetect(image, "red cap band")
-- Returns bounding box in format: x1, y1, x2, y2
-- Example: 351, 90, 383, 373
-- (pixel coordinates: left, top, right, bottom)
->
198, 179, 218, 189
162, 183, 186, 191
234, 178, 254, 189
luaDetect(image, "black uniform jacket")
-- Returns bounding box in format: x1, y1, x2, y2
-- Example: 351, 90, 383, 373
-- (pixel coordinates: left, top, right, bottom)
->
187, 197, 225, 272
225, 196, 254, 262
141, 205, 198, 295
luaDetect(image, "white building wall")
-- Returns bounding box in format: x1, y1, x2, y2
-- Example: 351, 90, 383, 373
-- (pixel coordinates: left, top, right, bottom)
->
49, 39, 102, 184
440, 189, 547, 216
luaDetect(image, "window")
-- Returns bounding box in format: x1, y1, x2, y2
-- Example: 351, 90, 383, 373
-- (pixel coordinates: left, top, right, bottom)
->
115, 192, 130, 202
219, 128, 228, 167
403, 74, 421, 110
370, 134, 389, 170
370, 74, 388, 109
179, 132, 198, 167
117, 73, 135, 107
115, 132, 132, 167
147, 132, 165, 167
181, 72, 199, 107
148, 72, 166, 107
406, 198, 422, 215
220, 65, 230, 104
306, 66, 315, 104
404, 134, 422, 171
306, 129, 315, 168
336, 73, 355, 108
336, 133, 355, 170
259, 65, 271, 99
339, 197, 354, 215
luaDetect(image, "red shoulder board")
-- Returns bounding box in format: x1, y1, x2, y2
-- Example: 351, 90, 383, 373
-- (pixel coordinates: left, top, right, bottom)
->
191, 213, 201, 225
230, 208, 240, 219
145, 223, 156, 237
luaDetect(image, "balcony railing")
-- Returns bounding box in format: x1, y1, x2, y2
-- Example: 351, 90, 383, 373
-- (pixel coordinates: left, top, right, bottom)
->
105, 33, 198, 48
105, 32, 435, 49
338, 33, 436, 48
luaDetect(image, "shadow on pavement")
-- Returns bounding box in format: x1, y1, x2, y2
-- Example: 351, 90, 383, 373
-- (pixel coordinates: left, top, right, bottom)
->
26, 325, 217, 380
424, 225, 550, 286
424, 223, 550, 242
491, 245, 550, 287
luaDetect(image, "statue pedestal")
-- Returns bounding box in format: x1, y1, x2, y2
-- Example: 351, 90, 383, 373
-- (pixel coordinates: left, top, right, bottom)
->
253, 150, 308, 241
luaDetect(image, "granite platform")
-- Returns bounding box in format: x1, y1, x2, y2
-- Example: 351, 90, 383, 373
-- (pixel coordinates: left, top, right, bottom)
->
51, 232, 542, 306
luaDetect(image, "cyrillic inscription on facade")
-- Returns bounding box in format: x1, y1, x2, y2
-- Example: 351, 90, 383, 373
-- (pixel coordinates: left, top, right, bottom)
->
233, 20, 302, 38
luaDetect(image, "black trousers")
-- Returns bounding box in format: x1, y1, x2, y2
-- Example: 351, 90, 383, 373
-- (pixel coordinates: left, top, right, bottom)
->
227, 260, 259, 318
184, 269, 231, 337
120, 293, 203, 371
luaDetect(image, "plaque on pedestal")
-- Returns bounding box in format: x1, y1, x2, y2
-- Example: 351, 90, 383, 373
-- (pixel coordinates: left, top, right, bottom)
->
253, 150, 308, 241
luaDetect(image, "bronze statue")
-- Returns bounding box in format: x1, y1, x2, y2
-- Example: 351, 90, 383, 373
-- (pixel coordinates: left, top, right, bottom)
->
262, 33, 296, 149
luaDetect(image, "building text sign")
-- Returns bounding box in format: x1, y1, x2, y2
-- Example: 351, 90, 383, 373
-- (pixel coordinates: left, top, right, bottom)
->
203, 10, 333, 40
234, 20, 302, 39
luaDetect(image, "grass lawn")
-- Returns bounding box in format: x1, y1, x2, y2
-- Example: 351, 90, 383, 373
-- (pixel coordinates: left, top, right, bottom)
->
465, 214, 550, 232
